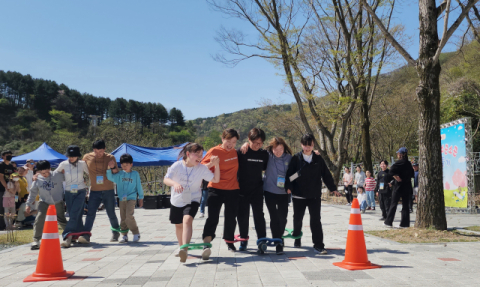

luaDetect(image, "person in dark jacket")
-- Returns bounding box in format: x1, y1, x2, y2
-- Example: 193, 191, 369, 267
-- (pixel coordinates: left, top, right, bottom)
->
374, 160, 392, 221
384, 147, 415, 228
285, 134, 337, 254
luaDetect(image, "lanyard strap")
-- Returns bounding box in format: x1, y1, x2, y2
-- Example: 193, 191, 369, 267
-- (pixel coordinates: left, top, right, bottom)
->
69, 162, 79, 185
273, 155, 286, 176
184, 162, 194, 191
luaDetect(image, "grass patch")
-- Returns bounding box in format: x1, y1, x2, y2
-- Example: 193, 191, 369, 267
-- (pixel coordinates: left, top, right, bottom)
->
464, 226, 480, 232
366, 228, 480, 243
0, 228, 63, 247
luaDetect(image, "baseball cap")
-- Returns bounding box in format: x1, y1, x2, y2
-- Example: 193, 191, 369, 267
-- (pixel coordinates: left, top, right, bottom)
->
396, 147, 408, 154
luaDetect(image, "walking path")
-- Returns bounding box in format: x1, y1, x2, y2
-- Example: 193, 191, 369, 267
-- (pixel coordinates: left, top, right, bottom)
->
0, 203, 479, 286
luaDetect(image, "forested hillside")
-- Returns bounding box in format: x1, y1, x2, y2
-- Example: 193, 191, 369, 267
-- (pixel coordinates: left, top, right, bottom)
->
0, 71, 192, 155
193, 42, 480, 161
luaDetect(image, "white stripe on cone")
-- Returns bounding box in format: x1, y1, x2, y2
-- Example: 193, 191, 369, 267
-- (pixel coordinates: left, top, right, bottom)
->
350, 208, 361, 214
45, 215, 57, 221
348, 224, 363, 231
42, 233, 59, 239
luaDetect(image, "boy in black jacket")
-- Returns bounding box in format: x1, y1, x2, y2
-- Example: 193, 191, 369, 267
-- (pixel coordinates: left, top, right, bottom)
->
285, 134, 337, 254
374, 160, 393, 221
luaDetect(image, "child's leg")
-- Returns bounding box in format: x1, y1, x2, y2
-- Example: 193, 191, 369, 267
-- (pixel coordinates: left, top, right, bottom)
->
175, 224, 184, 247
125, 200, 139, 234
119, 201, 128, 235
33, 202, 49, 241
182, 215, 194, 249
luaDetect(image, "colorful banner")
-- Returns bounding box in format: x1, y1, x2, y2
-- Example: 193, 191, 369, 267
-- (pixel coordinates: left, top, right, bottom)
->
441, 123, 468, 208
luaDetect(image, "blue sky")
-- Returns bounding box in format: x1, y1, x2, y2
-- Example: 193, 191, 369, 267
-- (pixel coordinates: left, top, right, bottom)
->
0, 0, 465, 119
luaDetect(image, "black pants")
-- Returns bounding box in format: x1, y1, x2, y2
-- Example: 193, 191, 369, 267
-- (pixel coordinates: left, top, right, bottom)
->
385, 190, 410, 227
264, 191, 289, 240
344, 185, 353, 203
293, 197, 324, 248
0, 191, 5, 230
378, 193, 392, 219
202, 188, 239, 241
237, 188, 266, 240
409, 191, 414, 211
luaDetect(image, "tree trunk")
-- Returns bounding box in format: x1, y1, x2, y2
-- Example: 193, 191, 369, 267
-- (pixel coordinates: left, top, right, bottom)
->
360, 91, 373, 173
414, 0, 447, 230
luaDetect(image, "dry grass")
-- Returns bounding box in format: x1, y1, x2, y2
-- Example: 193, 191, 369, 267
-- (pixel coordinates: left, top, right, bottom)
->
0, 228, 63, 247
366, 228, 480, 244
464, 226, 480, 232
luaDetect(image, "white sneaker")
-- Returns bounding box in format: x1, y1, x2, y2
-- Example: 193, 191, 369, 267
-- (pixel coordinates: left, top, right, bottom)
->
119, 235, 128, 243
201, 247, 211, 260
175, 248, 180, 257
61, 236, 72, 248
199, 213, 204, 218
179, 249, 188, 263
133, 234, 140, 242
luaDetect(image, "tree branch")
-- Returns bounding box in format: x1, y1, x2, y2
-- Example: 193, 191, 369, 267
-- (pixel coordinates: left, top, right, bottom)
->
360, 0, 416, 66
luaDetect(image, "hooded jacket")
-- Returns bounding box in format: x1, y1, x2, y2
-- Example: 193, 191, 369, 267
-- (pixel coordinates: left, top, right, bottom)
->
285, 151, 336, 199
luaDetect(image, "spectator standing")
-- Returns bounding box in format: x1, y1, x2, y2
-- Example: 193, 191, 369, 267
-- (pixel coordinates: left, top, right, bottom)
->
342, 167, 353, 206
354, 166, 366, 189
384, 147, 415, 228
0, 150, 16, 230
374, 160, 393, 221
199, 180, 209, 218
411, 163, 419, 213
364, 171, 376, 210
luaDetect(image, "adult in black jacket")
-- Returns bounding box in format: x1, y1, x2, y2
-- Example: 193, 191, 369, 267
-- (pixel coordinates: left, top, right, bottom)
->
384, 147, 415, 228
374, 160, 392, 221
285, 134, 337, 254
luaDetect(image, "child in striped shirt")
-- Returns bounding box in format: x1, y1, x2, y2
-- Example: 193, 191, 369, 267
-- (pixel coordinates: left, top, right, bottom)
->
364, 171, 376, 210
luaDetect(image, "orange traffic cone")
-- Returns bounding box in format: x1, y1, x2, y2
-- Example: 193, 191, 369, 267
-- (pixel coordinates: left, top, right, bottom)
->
333, 198, 381, 270
24, 205, 75, 282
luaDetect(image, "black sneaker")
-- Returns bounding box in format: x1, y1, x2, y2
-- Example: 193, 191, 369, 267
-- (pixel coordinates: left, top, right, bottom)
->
227, 243, 236, 251
276, 244, 284, 255
294, 238, 301, 248
239, 241, 248, 251
110, 232, 120, 242
314, 245, 328, 254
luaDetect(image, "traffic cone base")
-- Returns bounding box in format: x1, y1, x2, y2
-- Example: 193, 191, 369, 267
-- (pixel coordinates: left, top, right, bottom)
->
333, 261, 381, 271
333, 198, 381, 271
23, 271, 74, 282
24, 205, 74, 282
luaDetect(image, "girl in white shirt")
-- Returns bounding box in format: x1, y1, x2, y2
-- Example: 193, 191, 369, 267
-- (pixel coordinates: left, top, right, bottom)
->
164, 143, 220, 263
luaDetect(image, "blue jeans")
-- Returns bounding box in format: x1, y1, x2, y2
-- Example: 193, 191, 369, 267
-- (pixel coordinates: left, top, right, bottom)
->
360, 200, 367, 211
63, 188, 87, 240
366, 190, 375, 208
200, 189, 208, 214
84, 189, 120, 234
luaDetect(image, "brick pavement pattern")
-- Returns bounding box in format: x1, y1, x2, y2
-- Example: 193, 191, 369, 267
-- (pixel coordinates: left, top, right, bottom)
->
0, 203, 479, 286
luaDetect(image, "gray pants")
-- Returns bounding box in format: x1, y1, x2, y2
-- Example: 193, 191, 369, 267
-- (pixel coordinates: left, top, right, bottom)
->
33, 201, 67, 241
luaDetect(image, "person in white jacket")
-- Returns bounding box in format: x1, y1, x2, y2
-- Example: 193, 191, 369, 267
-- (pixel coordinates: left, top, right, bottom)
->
357, 186, 368, 213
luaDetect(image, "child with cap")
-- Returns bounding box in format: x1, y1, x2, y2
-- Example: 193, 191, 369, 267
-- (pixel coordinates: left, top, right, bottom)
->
107, 153, 144, 243
56, 145, 90, 248
26, 160, 67, 250
3, 173, 20, 230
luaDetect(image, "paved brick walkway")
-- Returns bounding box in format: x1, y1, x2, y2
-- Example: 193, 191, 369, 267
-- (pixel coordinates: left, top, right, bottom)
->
0, 203, 479, 286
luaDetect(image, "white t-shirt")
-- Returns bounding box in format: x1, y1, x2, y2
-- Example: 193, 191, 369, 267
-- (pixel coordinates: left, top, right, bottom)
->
55, 160, 90, 191
165, 161, 214, 208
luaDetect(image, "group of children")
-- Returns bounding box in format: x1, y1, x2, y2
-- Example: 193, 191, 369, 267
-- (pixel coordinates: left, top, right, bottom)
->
164, 128, 338, 263
343, 166, 377, 213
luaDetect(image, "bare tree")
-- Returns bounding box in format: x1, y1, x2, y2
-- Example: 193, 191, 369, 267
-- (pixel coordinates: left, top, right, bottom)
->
362, 0, 480, 230
208, 0, 351, 182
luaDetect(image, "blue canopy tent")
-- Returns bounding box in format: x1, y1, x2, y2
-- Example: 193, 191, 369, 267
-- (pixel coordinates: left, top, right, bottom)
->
110, 142, 206, 167
5, 142, 67, 167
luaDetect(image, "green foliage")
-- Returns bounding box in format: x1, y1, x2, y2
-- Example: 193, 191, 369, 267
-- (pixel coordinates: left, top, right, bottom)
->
49, 109, 77, 131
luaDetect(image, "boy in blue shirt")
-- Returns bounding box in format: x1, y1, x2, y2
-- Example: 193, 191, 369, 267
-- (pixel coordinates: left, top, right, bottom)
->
107, 153, 144, 243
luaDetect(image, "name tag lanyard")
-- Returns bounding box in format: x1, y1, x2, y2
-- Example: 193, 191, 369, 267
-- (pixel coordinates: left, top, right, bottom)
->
95, 156, 105, 184
69, 163, 80, 193
183, 162, 194, 202
274, 155, 287, 189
